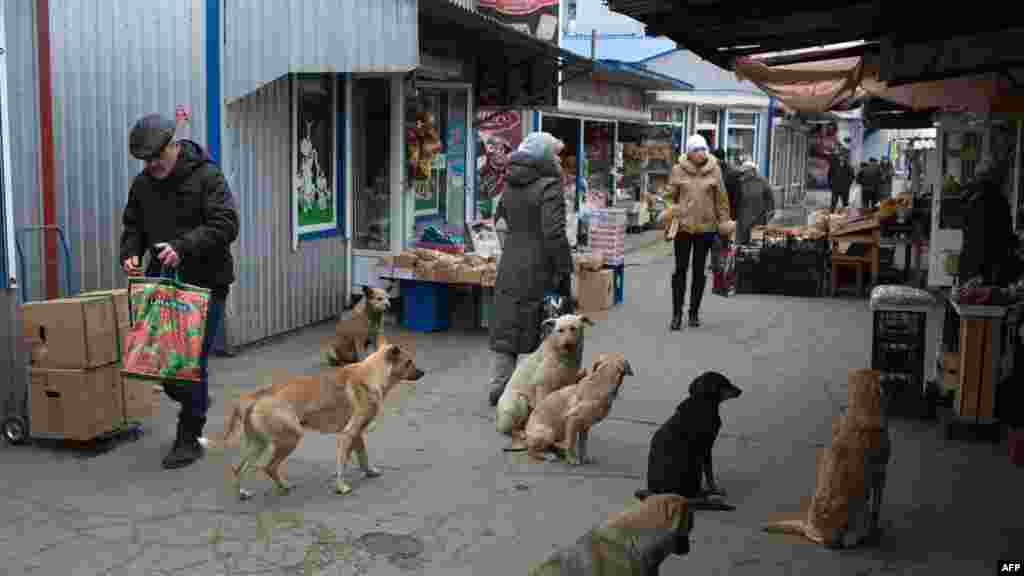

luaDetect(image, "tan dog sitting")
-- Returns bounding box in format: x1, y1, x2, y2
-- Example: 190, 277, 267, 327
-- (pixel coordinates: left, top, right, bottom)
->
496, 314, 592, 438
762, 368, 890, 548
217, 344, 425, 500
323, 286, 391, 366
520, 353, 634, 465
529, 494, 693, 575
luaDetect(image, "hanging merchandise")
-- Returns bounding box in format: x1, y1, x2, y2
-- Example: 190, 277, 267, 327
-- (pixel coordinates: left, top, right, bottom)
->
409, 110, 443, 199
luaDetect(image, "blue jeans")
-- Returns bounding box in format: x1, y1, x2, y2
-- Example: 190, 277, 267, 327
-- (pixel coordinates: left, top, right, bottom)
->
150, 269, 226, 420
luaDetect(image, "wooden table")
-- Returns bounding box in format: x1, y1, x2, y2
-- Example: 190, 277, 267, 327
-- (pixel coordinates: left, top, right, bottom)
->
830, 218, 881, 294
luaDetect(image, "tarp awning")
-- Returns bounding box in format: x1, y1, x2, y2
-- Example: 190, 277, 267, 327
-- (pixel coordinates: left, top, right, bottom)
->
734, 54, 1024, 115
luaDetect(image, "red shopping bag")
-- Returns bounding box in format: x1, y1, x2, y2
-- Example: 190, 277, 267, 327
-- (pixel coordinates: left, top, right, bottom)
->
121, 273, 210, 384
712, 244, 736, 297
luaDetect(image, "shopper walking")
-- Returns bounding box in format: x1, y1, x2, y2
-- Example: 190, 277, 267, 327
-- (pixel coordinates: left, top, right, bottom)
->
667, 134, 731, 331
735, 160, 775, 245
828, 151, 854, 212
119, 114, 239, 469
487, 132, 574, 406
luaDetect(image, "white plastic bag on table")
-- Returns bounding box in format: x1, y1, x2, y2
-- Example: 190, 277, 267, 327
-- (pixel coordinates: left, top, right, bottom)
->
869, 285, 935, 310
848, 182, 862, 209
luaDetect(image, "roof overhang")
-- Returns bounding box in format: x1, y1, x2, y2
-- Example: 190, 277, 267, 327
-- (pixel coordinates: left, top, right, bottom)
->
651, 91, 768, 108
592, 59, 694, 91
420, 0, 595, 109
606, 1, 1024, 84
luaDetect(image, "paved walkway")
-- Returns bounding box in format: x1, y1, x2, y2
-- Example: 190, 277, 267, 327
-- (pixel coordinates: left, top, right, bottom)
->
2, 237, 1022, 575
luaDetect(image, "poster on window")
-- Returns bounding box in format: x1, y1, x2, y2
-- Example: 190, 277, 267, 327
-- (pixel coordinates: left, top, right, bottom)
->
293, 77, 336, 238
476, 109, 522, 202
806, 122, 839, 191
478, 0, 559, 43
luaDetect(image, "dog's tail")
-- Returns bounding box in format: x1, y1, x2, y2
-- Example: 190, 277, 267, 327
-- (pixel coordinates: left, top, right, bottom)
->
762, 519, 810, 537
208, 400, 246, 450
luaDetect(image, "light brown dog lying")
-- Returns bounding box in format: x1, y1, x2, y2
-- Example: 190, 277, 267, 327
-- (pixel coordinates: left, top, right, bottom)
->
496, 314, 592, 438
529, 494, 693, 575
762, 368, 890, 548
217, 343, 424, 500
519, 353, 634, 465
323, 286, 391, 366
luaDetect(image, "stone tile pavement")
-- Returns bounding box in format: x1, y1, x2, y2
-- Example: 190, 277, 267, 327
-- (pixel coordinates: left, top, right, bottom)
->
1, 236, 1022, 575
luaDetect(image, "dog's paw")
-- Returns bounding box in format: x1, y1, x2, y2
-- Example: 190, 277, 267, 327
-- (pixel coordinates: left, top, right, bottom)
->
238, 488, 254, 501
363, 467, 382, 478
564, 451, 583, 466
334, 479, 353, 495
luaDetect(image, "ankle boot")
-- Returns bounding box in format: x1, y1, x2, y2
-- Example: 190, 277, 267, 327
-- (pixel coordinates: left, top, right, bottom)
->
688, 310, 701, 328
162, 416, 206, 469
670, 313, 683, 331
670, 274, 684, 331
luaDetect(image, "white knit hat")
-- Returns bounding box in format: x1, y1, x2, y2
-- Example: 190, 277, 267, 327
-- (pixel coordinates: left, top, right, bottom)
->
685, 134, 709, 154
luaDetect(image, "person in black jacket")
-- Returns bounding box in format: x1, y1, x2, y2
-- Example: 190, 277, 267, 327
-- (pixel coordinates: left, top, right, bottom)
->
119, 114, 239, 469
828, 152, 854, 212
487, 132, 574, 406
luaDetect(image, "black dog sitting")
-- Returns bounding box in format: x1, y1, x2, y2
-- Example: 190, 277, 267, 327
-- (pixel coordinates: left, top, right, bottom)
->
635, 371, 742, 511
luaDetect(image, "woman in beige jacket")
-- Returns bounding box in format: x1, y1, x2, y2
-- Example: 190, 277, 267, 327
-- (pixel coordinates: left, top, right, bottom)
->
667, 134, 731, 330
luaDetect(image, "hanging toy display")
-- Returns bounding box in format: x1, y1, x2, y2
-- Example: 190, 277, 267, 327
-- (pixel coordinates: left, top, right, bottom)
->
409, 110, 442, 200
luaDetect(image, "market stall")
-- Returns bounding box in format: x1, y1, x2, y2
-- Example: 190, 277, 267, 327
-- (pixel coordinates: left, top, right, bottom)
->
616, 122, 676, 233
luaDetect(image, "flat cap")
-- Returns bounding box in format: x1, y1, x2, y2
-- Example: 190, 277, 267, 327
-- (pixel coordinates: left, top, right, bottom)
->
129, 114, 176, 160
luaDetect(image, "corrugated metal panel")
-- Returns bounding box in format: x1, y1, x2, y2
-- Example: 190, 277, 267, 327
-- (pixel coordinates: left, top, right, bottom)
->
446, 0, 478, 10
5, 0, 43, 300
224, 78, 346, 348
1, 288, 27, 426
224, 0, 417, 103
48, 0, 207, 295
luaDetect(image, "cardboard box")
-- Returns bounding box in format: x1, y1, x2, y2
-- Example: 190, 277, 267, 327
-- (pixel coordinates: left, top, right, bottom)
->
29, 365, 123, 441
122, 376, 160, 423
22, 296, 120, 369
79, 289, 131, 349
395, 253, 419, 268
577, 269, 614, 313
456, 265, 483, 285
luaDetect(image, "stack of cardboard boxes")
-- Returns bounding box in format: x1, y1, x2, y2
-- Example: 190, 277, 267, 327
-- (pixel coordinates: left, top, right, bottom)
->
21, 289, 157, 441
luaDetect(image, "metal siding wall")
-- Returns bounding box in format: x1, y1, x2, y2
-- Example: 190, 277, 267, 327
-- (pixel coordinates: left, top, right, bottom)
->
223, 0, 418, 103
224, 79, 346, 348
48, 0, 207, 295
5, 0, 43, 300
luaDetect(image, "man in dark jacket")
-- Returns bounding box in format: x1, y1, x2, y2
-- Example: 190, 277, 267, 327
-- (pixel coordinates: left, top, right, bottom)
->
119, 114, 239, 469
712, 149, 740, 219
734, 161, 775, 245
828, 152, 854, 212
857, 158, 882, 209
488, 132, 574, 406
960, 171, 1015, 286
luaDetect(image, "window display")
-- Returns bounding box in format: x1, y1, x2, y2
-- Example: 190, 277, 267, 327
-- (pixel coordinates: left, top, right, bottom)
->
352, 78, 392, 252
584, 121, 614, 209
406, 86, 471, 247
726, 110, 758, 167
293, 76, 336, 239
476, 109, 523, 219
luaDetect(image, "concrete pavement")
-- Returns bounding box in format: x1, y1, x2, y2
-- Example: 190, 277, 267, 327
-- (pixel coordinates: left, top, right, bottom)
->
2, 233, 1022, 575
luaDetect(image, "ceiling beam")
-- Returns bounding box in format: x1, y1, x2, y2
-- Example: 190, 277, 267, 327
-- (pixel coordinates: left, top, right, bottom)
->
881, 27, 1024, 86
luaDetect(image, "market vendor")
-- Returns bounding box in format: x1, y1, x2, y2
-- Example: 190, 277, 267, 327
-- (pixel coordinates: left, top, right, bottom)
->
960, 169, 1019, 287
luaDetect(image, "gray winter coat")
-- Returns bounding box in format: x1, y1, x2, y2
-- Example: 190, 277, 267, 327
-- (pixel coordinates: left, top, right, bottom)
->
735, 166, 774, 245
489, 151, 573, 355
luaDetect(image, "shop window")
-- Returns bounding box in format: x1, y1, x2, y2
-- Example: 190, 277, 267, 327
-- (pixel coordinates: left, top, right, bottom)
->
698, 108, 719, 127
293, 75, 337, 239
584, 121, 615, 208
407, 86, 470, 245
728, 111, 757, 127
651, 108, 673, 123
476, 108, 524, 219
727, 126, 757, 167
352, 78, 392, 252
543, 115, 582, 212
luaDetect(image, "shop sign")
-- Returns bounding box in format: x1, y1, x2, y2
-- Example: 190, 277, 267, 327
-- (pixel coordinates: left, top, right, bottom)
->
562, 77, 645, 112
478, 0, 559, 44
476, 109, 523, 203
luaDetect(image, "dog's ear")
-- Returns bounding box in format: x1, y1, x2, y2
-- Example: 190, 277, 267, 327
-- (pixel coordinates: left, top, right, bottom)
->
386, 344, 403, 361
622, 359, 634, 376
362, 285, 373, 297
591, 355, 606, 374
541, 318, 558, 330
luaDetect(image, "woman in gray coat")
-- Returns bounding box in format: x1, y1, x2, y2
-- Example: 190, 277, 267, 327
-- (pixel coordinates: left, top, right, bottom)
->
488, 132, 574, 406
734, 161, 775, 245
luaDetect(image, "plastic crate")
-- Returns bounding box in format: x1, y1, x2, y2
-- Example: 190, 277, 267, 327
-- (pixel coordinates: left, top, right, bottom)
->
400, 280, 450, 332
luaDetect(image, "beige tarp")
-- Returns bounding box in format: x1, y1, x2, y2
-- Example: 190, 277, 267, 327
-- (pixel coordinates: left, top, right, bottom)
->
734, 55, 1024, 114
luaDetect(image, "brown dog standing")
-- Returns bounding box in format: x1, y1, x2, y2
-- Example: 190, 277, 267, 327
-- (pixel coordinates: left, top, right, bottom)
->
522, 353, 634, 464
218, 343, 424, 500
323, 286, 391, 366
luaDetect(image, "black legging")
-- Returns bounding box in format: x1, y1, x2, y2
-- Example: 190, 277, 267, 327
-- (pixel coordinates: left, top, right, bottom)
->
672, 232, 712, 315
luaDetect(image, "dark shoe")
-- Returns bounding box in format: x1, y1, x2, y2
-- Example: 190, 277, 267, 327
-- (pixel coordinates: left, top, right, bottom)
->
688, 311, 701, 328
162, 417, 205, 470
488, 386, 504, 407
669, 314, 683, 331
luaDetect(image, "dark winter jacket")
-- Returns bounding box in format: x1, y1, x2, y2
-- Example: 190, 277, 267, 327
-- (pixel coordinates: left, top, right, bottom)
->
721, 163, 741, 220
829, 157, 854, 198
735, 166, 775, 245
119, 140, 239, 297
960, 179, 1015, 285
489, 151, 573, 355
